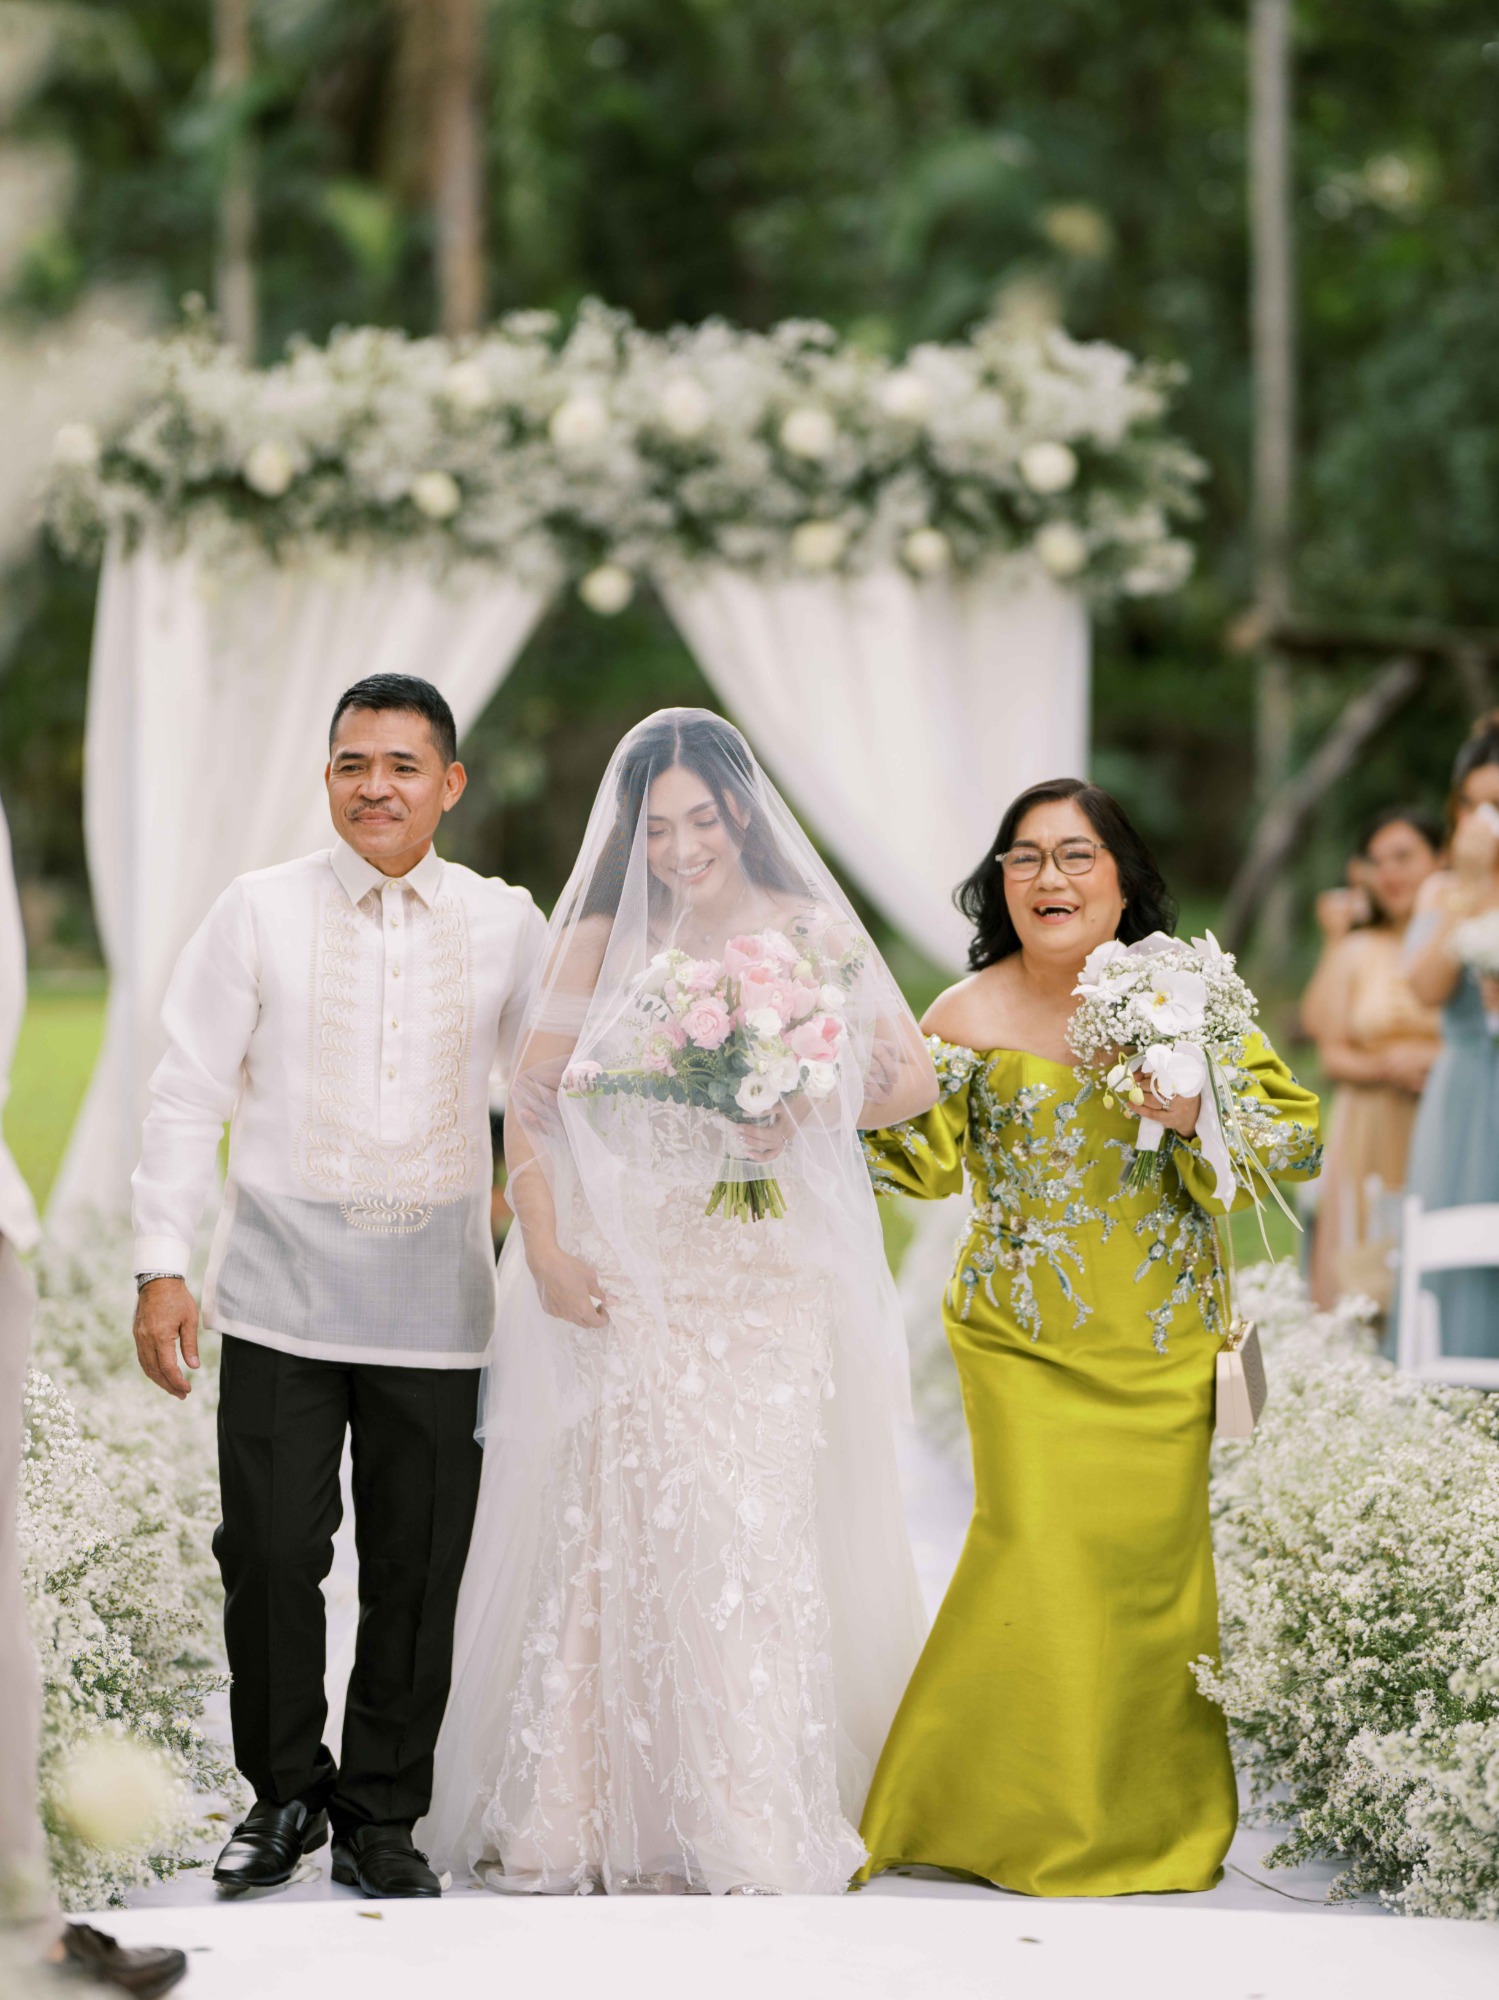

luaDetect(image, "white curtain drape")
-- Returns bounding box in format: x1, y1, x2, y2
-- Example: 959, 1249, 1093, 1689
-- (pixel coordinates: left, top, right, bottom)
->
49, 541, 552, 1226
657, 564, 1090, 974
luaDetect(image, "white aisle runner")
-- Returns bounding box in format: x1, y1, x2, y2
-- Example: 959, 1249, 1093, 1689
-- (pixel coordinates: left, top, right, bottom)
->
108, 1428, 1499, 1998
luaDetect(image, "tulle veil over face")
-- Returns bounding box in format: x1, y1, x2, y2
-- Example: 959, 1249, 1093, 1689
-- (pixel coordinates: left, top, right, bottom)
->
421, 708, 932, 1892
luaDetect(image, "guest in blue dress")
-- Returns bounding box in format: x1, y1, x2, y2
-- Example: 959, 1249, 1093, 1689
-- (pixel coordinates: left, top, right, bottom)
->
1403, 713, 1499, 1359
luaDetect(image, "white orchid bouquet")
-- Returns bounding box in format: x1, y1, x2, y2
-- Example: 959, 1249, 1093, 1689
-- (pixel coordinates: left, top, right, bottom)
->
1067, 930, 1296, 1233
562, 916, 864, 1222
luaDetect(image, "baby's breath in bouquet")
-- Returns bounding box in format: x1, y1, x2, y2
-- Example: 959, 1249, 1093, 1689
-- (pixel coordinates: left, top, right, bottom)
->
1066, 931, 1296, 1239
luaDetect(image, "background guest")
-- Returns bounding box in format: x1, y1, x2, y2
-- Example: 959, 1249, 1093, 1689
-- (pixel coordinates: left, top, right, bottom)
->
1304, 808, 1443, 1311
1, 794, 186, 1997
1401, 715, 1499, 1359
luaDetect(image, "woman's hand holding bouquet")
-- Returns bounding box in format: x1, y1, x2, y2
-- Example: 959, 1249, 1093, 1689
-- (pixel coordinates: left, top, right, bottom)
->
1066, 930, 1297, 1243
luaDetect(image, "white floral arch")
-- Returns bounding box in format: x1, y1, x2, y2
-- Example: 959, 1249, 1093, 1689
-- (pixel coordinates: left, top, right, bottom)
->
43, 302, 1198, 1222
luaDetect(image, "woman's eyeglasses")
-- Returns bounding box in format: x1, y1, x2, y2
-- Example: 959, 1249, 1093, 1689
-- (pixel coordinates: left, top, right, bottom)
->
996, 839, 1106, 880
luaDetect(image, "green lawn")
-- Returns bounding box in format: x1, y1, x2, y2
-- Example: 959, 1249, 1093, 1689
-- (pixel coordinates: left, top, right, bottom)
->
6, 977, 107, 1210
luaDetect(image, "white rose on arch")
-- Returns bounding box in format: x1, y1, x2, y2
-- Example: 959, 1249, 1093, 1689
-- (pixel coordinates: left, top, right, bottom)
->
877, 370, 933, 423
578, 563, 635, 615
657, 376, 713, 439
549, 391, 611, 450
53, 422, 101, 468
410, 470, 462, 520
1019, 440, 1079, 494
243, 440, 297, 497
789, 520, 848, 571
441, 359, 491, 412
902, 527, 952, 576
1035, 519, 1089, 579
779, 405, 837, 460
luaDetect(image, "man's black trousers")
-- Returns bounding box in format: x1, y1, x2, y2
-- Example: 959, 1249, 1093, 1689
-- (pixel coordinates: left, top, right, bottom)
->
213, 1335, 484, 1834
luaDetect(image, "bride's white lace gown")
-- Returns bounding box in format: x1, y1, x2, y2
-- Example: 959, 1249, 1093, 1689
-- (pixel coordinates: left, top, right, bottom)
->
481, 1114, 866, 1895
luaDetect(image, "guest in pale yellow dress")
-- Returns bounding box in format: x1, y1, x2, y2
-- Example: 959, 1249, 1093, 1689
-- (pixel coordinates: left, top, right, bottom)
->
1303, 808, 1443, 1311
855, 778, 1320, 1899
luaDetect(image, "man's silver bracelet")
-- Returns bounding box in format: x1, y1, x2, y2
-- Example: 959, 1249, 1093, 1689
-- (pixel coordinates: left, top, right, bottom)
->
134, 1270, 182, 1293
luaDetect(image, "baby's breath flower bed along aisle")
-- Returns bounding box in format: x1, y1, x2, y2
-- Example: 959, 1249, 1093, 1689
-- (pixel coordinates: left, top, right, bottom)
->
43, 301, 1200, 605
909, 1257, 1499, 1920
18, 1231, 237, 1910
1198, 1263, 1499, 1921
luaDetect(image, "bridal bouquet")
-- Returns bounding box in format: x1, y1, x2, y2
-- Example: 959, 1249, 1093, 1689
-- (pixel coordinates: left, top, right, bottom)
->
1450, 908, 1499, 1034
562, 919, 863, 1222
1066, 931, 1291, 1222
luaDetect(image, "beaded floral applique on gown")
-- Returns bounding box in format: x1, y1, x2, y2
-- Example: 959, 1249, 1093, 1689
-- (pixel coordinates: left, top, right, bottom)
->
478, 1106, 866, 1896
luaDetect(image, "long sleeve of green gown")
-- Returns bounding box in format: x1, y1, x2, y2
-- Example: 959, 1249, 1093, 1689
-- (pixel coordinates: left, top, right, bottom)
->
1170, 1028, 1322, 1216
861, 1038, 977, 1201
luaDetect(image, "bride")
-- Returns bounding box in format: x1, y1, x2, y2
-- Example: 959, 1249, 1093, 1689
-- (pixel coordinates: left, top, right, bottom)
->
423, 709, 936, 1895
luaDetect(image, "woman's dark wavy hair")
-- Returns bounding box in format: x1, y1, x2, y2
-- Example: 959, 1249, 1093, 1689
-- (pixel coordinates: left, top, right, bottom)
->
581, 712, 803, 920
956, 777, 1178, 972
1446, 709, 1499, 832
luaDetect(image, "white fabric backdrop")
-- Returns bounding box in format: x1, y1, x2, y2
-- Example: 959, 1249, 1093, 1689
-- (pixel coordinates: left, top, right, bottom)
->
49, 542, 551, 1226
658, 565, 1090, 974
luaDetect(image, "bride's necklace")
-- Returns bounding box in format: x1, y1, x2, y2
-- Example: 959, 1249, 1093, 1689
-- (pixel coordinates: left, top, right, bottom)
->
682, 878, 763, 953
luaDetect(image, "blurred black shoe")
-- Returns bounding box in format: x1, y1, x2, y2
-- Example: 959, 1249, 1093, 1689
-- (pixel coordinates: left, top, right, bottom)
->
55, 1923, 187, 1998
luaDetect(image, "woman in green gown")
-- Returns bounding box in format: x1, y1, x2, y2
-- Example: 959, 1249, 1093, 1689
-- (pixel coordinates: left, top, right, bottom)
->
856, 779, 1321, 1898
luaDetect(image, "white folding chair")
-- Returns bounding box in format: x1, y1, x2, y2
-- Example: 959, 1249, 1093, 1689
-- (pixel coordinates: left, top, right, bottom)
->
1395, 1197, 1499, 1389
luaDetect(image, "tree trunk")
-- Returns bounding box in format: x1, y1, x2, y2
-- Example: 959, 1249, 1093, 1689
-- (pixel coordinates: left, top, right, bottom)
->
213, 0, 257, 358
431, 0, 485, 336
1221, 656, 1423, 953
1247, 0, 1296, 969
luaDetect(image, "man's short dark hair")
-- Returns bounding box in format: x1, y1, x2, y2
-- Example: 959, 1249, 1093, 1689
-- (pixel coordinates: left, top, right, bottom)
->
329, 675, 458, 765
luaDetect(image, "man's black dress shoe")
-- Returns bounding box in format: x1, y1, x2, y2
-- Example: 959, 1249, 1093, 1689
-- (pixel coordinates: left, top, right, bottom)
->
212, 1798, 329, 1889
331, 1825, 441, 1898
55, 1923, 188, 1998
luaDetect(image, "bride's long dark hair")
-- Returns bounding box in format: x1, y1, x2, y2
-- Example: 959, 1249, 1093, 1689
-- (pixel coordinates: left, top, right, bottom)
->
956, 777, 1178, 972
581, 711, 805, 920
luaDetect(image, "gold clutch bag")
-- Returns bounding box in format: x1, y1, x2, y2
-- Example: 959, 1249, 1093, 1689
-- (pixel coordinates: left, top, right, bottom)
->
1216, 1315, 1268, 1440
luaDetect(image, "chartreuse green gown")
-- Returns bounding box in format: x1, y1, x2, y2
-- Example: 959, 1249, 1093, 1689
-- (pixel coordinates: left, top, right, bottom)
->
856, 1034, 1321, 1898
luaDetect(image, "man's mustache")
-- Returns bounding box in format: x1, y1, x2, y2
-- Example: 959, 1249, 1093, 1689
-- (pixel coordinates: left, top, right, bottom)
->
349, 801, 406, 818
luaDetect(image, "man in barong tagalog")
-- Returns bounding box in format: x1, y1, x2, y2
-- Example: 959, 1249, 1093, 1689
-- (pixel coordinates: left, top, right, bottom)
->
130, 675, 546, 1900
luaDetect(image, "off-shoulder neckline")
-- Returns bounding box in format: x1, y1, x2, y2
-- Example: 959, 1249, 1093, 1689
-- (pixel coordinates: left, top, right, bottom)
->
930, 1037, 1082, 1078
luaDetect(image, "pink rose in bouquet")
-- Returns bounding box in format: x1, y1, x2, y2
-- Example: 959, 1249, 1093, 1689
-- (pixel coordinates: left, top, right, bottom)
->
786, 1013, 843, 1064
738, 965, 819, 1026
681, 996, 733, 1050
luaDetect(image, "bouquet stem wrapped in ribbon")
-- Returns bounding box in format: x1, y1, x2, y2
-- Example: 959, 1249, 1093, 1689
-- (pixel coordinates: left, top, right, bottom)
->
562, 918, 863, 1223
1066, 929, 1300, 1252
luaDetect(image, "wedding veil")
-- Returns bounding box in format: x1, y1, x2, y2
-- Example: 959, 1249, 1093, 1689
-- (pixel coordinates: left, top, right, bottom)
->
422, 708, 933, 1879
